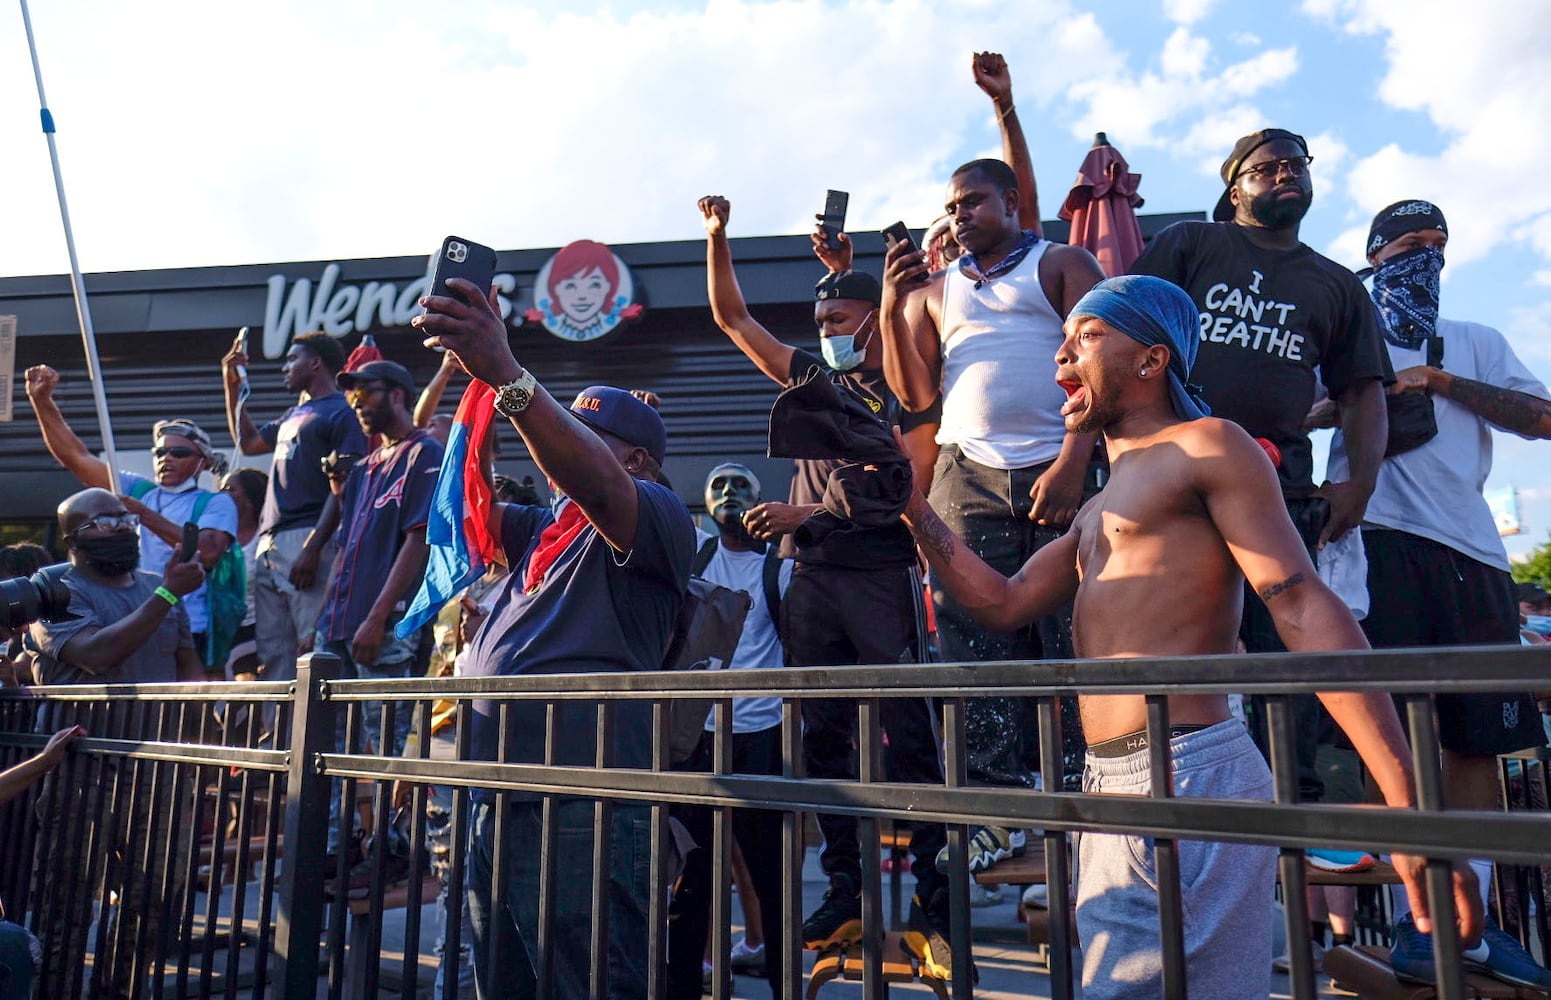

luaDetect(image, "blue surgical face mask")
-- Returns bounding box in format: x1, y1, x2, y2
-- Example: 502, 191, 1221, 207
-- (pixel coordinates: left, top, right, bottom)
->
1524, 614, 1551, 637
819, 311, 876, 372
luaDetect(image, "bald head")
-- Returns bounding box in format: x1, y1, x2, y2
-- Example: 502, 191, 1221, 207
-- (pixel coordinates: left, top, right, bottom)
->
57, 488, 124, 536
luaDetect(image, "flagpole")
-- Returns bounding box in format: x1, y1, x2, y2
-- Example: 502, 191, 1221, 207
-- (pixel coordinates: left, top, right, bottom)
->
19, 0, 122, 493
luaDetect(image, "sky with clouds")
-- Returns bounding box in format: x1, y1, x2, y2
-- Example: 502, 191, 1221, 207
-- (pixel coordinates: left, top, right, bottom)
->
4, 0, 1551, 554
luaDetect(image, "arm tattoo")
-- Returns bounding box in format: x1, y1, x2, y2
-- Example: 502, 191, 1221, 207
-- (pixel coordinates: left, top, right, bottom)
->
913, 508, 958, 565
1258, 572, 1306, 603
1443, 376, 1551, 437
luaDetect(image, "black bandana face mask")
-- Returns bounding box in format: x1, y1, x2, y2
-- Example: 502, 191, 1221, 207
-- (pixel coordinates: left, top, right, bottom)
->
73, 531, 142, 576
1370, 244, 1443, 350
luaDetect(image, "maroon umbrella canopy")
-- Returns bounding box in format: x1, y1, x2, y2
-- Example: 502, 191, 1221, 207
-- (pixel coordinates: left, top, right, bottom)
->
1059, 133, 1145, 278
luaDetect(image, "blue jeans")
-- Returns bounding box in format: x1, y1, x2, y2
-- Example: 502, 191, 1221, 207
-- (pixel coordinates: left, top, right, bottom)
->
321, 629, 419, 853
427, 727, 476, 999
467, 799, 651, 1000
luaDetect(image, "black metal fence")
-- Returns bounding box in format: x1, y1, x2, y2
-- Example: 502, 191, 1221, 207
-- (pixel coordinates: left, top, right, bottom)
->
0, 645, 1548, 999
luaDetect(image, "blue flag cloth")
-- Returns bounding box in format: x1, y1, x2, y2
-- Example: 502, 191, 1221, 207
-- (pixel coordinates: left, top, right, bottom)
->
395, 382, 498, 639
1069, 274, 1211, 421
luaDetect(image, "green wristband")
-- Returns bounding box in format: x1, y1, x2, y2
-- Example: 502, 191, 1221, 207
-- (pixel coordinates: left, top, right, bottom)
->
154, 586, 179, 607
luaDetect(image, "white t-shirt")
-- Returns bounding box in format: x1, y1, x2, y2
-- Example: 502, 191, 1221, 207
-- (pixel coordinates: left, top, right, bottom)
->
1329, 317, 1549, 571
695, 538, 792, 734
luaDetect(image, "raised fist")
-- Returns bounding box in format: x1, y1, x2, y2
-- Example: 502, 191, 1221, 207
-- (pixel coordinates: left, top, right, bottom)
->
699, 195, 731, 237
25, 365, 59, 401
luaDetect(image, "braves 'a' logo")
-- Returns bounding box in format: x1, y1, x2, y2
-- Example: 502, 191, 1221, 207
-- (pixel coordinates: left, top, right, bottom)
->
373, 472, 408, 509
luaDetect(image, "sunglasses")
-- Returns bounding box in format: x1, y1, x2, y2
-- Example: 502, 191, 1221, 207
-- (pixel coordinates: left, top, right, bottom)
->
1237, 155, 1314, 183
153, 445, 199, 459
345, 383, 390, 406
69, 512, 140, 538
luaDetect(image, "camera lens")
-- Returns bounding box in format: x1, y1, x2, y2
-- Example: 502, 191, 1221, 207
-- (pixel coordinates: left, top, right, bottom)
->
0, 564, 73, 631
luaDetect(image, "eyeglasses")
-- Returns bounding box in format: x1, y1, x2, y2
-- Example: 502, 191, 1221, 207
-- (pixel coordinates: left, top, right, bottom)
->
346, 383, 389, 406
69, 513, 140, 538
153, 445, 199, 459
1237, 155, 1314, 183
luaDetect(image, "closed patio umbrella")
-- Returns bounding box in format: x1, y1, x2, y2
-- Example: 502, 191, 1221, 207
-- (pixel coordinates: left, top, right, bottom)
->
1059, 133, 1145, 277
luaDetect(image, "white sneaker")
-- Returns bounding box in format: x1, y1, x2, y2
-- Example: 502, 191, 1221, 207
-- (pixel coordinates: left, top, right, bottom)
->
729, 936, 765, 973
1021, 883, 1049, 909
968, 883, 1005, 907
1272, 940, 1326, 974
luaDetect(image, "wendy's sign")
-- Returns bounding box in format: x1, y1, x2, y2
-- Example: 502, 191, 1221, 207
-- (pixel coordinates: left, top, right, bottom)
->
525, 240, 643, 342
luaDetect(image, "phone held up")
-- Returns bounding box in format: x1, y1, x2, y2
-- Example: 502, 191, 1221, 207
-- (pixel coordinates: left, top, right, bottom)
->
819, 190, 849, 252
180, 521, 200, 562
429, 236, 498, 306
882, 222, 928, 283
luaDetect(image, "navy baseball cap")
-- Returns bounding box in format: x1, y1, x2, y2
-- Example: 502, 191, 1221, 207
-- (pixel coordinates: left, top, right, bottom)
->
570, 386, 667, 464
337, 360, 417, 397
1213, 128, 1309, 222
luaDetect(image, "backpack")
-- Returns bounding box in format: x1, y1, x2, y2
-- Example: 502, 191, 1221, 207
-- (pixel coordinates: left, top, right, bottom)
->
660, 537, 785, 765
131, 481, 247, 669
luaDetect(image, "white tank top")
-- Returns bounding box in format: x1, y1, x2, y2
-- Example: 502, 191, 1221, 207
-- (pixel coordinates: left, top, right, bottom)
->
937, 239, 1069, 469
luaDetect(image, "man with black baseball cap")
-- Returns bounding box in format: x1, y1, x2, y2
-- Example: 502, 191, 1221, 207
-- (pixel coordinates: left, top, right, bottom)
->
1325, 201, 1551, 989
696, 194, 961, 980
315, 356, 444, 885
1131, 128, 1392, 811
414, 277, 695, 1000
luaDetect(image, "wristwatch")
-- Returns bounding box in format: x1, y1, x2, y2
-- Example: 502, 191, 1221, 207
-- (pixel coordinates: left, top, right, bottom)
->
493, 368, 538, 417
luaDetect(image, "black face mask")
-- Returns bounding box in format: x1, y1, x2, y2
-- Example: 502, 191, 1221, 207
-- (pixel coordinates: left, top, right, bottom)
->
1371, 245, 1444, 350
74, 531, 141, 576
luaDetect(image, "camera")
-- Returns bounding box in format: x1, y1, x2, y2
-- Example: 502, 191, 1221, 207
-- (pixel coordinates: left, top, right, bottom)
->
321, 451, 362, 479
0, 564, 73, 631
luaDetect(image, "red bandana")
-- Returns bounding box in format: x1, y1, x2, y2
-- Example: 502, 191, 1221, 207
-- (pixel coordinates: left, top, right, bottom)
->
523, 501, 588, 592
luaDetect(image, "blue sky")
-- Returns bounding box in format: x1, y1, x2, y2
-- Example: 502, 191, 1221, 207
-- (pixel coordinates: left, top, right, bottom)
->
3, 0, 1550, 553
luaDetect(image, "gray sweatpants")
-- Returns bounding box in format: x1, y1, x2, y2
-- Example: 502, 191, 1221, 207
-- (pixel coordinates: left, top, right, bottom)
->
1076, 719, 1276, 1000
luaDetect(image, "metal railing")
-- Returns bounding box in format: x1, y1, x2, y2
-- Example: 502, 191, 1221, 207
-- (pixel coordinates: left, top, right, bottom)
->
0, 645, 1548, 999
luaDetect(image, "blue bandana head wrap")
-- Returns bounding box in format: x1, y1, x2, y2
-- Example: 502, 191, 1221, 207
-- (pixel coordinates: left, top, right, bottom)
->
1069, 275, 1210, 421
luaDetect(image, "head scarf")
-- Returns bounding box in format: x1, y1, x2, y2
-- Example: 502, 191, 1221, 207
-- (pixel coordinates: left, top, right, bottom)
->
1068, 275, 1210, 420
1365, 200, 1447, 259
152, 418, 228, 477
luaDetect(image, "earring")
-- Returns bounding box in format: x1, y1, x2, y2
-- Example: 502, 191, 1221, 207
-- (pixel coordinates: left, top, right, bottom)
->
1139, 368, 1148, 376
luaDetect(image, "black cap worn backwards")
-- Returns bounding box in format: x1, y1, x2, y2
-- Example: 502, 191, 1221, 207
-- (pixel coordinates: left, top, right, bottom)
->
1212, 128, 1309, 222
814, 270, 881, 306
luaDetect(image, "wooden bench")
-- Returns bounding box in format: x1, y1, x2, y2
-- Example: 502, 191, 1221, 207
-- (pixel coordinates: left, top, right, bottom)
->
343, 874, 442, 997
1322, 944, 1535, 999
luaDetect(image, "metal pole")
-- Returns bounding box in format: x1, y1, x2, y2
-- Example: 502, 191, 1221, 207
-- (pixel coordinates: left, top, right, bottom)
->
19, 0, 122, 493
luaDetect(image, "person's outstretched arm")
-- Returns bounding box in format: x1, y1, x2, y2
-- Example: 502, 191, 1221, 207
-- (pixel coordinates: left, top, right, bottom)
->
415, 281, 643, 552
0, 726, 84, 807
698, 195, 796, 385
221, 334, 271, 455
24, 366, 111, 489
974, 51, 1041, 237
414, 350, 462, 428
1199, 417, 1483, 945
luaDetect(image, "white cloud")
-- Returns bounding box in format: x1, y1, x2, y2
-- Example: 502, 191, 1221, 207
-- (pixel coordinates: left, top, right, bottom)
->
1163, 0, 1217, 25
1309, 0, 1551, 273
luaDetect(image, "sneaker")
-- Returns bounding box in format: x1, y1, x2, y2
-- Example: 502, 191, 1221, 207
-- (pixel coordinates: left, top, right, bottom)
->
1388, 913, 1437, 984
1466, 923, 1551, 990
1306, 849, 1377, 873
729, 936, 766, 974
902, 891, 976, 985
968, 883, 1004, 908
1021, 883, 1049, 909
1271, 940, 1326, 974
802, 876, 862, 950
934, 825, 1026, 875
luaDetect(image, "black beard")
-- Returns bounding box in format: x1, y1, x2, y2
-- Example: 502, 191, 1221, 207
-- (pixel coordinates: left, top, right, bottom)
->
1248, 186, 1311, 230
715, 512, 761, 549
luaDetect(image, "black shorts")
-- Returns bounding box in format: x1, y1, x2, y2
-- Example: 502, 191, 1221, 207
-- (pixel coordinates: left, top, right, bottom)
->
1362, 528, 1543, 757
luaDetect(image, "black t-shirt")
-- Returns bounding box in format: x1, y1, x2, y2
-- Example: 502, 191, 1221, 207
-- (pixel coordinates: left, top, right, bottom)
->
1131, 221, 1389, 496
781, 348, 922, 568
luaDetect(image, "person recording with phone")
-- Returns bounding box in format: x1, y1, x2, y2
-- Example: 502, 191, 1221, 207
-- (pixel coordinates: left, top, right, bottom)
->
26, 487, 205, 994
223, 330, 366, 688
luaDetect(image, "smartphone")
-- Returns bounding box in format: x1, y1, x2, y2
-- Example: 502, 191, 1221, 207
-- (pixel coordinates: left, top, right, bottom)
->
180, 521, 200, 561
235, 326, 249, 380
881, 221, 916, 255
820, 190, 849, 251
429, 236, 498, 305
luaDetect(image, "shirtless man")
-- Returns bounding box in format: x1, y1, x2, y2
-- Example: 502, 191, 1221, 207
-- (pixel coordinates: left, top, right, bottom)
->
897, 274, 1481, 998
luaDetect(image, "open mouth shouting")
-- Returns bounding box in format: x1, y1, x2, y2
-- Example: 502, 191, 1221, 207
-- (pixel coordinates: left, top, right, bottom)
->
1058, 378, 1089, 418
